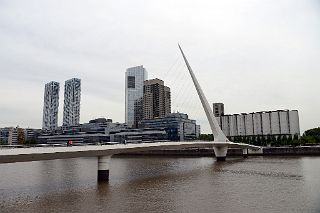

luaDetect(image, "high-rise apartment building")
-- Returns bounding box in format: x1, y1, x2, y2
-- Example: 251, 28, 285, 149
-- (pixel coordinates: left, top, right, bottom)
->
213, 103, 224, 117
143, 78, 171, 120
125, 66, 148, 127
42, 81, 60, 130
63, 78, 81, 126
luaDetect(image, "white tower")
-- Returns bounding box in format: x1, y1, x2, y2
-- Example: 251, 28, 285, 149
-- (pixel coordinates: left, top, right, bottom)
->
42, 81, 60, 130
63, 78, 81, 126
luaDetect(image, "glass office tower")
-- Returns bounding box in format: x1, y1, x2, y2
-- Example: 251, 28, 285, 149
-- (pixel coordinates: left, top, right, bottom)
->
125, 66, 148, 127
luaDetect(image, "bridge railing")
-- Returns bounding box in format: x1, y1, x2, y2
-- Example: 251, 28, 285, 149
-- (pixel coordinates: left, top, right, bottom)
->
0, 143, 91, 149
0, 140, 177, 149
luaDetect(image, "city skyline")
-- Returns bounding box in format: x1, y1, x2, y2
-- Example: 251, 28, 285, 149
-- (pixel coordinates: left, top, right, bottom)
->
0, 0, 319, 133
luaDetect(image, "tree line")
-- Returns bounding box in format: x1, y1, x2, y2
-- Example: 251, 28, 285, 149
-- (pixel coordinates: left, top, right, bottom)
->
199, 127, 320, 146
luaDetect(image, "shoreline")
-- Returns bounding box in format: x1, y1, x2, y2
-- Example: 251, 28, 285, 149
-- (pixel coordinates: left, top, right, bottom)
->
117, 146, 320, 157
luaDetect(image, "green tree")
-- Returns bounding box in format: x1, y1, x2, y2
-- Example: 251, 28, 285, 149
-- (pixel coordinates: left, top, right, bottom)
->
287, 135, 293, 145
244, 136, 248, 143
301, 136, 317, 145
233, 136, 238, 142
270, 135, 276, 146
251, 136, 256, 145
282, 135, 288, 146
17, 128, 25, 145
235, 136, 239, 142
299, 128, 320, 145
266, 135, 271, 146
275, 136, 281, 146
261, 135, 266, 146
25, 139, 37, 146
304, 127, 320, 137
247, 136, 251, 143
256, 136, 261, 146
238, 136, 243, 143
291, 134, 300, 146
199, 134, 214, 141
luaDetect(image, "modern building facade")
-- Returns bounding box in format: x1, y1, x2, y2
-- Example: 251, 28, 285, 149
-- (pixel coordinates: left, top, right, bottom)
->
0, 127, 41, 144
42, 81, 60, 130
125, 66, 148, 127
213, 103, 224, 117
140, 112, 200, 141
38, 133, 109, 144
63, 78, 81, 126
216, 110, 300, 139
143, 78, 171, 120
8, 127, 18, 144
110, 128, 168, 144
0, 127, 15, 144
38, 117, 170, 144
0, 127, 11, 144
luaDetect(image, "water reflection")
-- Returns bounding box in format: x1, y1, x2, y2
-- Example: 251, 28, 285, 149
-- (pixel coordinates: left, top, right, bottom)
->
0, 156, 319, 213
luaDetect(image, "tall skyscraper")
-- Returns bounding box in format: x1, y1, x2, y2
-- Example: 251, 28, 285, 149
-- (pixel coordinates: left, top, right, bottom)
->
213, 103, 224, 117
63, 78, 81, 126
143, 78, 171, 120
125, 65, 148, 127
42, 81, 60, 130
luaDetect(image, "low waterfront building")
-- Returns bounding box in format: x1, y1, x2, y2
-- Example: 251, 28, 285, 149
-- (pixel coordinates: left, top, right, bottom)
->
81, 118, 128, 135
38, 133, 109, 144
0, 127, 41, 144
140, 112, 200, 141
110, 128, 168, 143
38, 118, 128, 144
216, 109, 300, 140
35, 113, 202, 145
24, 128, 41, 142
8, 128, 18, 144
0, 127, 13, 144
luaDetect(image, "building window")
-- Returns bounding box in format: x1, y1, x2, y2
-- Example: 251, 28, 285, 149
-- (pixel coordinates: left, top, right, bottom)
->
128, 76, 135, 88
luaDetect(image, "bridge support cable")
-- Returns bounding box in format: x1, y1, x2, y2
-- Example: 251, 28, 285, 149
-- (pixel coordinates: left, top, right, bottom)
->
162, 51, 205, 129
98, 155, 112, 182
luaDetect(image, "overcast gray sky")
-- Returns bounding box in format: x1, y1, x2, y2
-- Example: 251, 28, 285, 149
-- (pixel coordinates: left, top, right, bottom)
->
0, 0, 319, 133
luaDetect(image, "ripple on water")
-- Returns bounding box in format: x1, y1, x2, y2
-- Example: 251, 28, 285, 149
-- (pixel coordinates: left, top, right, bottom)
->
219, 169, 304, 180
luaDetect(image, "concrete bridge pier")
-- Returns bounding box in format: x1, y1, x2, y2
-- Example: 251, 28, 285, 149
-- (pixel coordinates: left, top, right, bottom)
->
213, 145, 228, 161
243, 148, 248, 158
98, 155, 112, 182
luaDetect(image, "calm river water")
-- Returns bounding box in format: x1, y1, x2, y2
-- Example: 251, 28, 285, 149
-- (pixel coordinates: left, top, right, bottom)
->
0, 156, 319, 213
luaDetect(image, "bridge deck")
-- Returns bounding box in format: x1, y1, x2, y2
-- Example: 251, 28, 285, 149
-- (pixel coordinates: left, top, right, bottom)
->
0, 141, 259, 164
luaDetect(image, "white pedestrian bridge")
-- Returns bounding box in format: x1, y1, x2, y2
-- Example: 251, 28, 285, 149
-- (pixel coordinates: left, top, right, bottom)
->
0, 141, 259, 181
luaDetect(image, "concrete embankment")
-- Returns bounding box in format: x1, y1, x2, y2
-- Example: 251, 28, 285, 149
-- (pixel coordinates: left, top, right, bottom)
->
118, 146, 320, 157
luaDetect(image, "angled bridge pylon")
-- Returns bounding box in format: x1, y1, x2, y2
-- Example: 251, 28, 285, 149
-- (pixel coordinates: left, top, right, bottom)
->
178, 44, 260, 160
